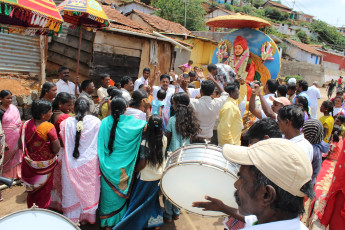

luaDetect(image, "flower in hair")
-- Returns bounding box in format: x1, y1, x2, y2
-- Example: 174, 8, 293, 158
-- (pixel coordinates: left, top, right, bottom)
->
76, 121, 83, 132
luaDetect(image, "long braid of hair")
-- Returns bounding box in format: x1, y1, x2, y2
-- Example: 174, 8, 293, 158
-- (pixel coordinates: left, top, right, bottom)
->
146, 114, 164, 167
108, 110, 121, 153
108, 97, 127, 154
72, 98, 89, 159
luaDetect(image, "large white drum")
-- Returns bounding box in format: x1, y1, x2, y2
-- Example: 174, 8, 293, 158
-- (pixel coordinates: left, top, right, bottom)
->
0, 206, 80, 230
161, 144, 239, 216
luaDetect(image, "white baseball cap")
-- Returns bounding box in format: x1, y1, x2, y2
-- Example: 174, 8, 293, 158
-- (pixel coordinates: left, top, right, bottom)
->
223, 138, 312, 197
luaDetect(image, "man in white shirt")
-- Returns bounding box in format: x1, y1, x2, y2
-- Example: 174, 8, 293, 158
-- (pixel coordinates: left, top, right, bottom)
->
151, 74, 175, 106
306, 81, 321, 119
249, 79, 279, 119
120, 76, 134, 103
190, 75, 228, 143
277, 105, 314, 161
193, 138, 313, 230
56, 66, 80, 99
134, 67, 151, 91
97, 73, 111, 101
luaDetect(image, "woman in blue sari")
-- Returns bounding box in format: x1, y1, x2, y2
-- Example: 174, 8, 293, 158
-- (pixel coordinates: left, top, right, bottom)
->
115, 114, 167, 230
98, 96, 146, 229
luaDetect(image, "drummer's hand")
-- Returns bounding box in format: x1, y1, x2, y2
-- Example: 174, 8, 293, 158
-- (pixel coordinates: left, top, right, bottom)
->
192, 196, 225, 212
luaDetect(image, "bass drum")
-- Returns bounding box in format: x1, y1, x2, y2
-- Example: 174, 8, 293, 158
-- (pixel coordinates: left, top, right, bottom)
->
0, 206, 80, 230
161, 144, 239, 216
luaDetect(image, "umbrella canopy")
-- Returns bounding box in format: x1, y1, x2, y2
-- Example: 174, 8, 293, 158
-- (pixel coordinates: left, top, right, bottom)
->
0, 0, 63, 33
206, 14, 270, 29
58, 0, 109, 28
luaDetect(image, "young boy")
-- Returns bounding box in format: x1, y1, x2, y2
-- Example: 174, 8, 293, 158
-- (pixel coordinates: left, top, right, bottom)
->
335, 114, 345, 137
151, 89, 166, 117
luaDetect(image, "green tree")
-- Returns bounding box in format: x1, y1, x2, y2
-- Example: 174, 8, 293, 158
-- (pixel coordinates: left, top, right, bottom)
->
152, 0, 206, 31
310, 20, 345, 51
296, 30, 310, 44
264, 7, 289, 21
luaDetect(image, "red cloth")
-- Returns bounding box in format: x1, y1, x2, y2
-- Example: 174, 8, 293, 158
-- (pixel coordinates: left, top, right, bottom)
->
225, 216, 245, 230
54, 114, 70, 138
233, 36, 248, 51
319, 141, 345, 227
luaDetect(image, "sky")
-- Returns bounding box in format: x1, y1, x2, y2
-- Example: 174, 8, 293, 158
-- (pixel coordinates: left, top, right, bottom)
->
280, 0, 345, 27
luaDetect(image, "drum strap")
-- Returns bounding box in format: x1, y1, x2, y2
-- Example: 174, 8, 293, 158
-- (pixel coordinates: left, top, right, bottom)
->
99, 199, 128, 220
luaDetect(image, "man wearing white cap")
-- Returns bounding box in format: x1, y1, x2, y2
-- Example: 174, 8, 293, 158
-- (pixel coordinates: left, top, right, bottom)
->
193, 138, 314, 229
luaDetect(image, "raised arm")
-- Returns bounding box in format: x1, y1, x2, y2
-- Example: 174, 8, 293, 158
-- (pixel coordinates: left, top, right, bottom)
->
249, 87, 262, 120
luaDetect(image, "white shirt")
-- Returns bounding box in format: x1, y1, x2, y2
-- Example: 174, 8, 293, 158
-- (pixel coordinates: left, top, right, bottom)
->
152, 86, 174, 106
243, 216, 307, 230
56, 79, 78, 96
134, 76, 148, 91
121, 88, 131, 103
97, 86, 108, 101
190, 92, 229, 139
178, 86, 201, 98
306, 85, 321, 108
125, 107, 146, 121
290, 134, 313, 162
258, 93, 275, 119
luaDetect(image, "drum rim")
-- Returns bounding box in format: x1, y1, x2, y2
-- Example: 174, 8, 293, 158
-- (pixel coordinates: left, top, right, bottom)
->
0, 205, 81, 229
160, 163, 237, 217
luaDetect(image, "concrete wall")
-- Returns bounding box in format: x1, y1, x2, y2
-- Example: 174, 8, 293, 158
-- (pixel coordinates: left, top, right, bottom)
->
284, 42, 321, 64
191, 31, 229, 42
280, 60, 324, 85
118, 3, 154, 15
323, 61, 345, 82
279, 23, 296, 36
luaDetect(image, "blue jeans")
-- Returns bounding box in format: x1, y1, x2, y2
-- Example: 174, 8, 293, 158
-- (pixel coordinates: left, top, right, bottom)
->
163, 199, 180, 219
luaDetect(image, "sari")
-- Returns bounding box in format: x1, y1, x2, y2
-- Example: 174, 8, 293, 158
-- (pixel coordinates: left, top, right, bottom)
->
59, 115, 101, 224
98, 115, 146, 228
50, 113, 70, 212
1, 104, 22, 179
0, 122, 5, 200
21, 119, 58, 208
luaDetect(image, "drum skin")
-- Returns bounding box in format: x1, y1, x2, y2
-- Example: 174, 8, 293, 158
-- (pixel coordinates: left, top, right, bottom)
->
0, 208, 80, 230
161, 144, 239, 216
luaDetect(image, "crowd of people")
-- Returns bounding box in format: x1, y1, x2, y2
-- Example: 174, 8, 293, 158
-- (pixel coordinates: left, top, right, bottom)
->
0, 61, 344, 230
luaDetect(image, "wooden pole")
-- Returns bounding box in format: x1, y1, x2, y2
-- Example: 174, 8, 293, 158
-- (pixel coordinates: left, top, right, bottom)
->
39, 35, 46, 86
76, 27, 82, 76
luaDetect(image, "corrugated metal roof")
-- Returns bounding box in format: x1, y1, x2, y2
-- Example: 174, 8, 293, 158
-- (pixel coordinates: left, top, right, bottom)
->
0, 33, 41, 76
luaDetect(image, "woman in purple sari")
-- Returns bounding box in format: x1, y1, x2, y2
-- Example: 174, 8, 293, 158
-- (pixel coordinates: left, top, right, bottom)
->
0, 90, 22, 179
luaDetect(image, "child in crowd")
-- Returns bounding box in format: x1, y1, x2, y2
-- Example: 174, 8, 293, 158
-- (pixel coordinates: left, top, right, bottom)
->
164, 92, 200, 223
334, 115, 345, 137
332, 96, 345, 117
152, 89, 166, 117
319, 100, 335, 143
323, 125, 343, 161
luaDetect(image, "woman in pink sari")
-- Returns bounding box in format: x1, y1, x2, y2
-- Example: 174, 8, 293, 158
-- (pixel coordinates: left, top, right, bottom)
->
0, 90, 22, 179
59, 98, 101, 224
49, 92, 73, 212
21, 99, 60, 208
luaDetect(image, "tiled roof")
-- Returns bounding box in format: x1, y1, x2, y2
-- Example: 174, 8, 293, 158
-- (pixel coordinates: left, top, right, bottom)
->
118, 0, 157, 10
265, 0, 292, 11
97, 0, 125, 5
129, 9, 192, 35
102, 5, 149, 32
284, 38, 323, 56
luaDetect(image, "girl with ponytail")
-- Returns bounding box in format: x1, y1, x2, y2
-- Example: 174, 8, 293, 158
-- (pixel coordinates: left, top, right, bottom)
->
163, 92, 200, 222
57, 97, 101, 224
115, 114, 167, 229
98, 96, 147, 229
319, 100, 335, 143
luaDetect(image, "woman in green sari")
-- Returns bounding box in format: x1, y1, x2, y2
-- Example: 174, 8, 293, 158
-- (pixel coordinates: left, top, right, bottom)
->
98, 96, 147, 229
